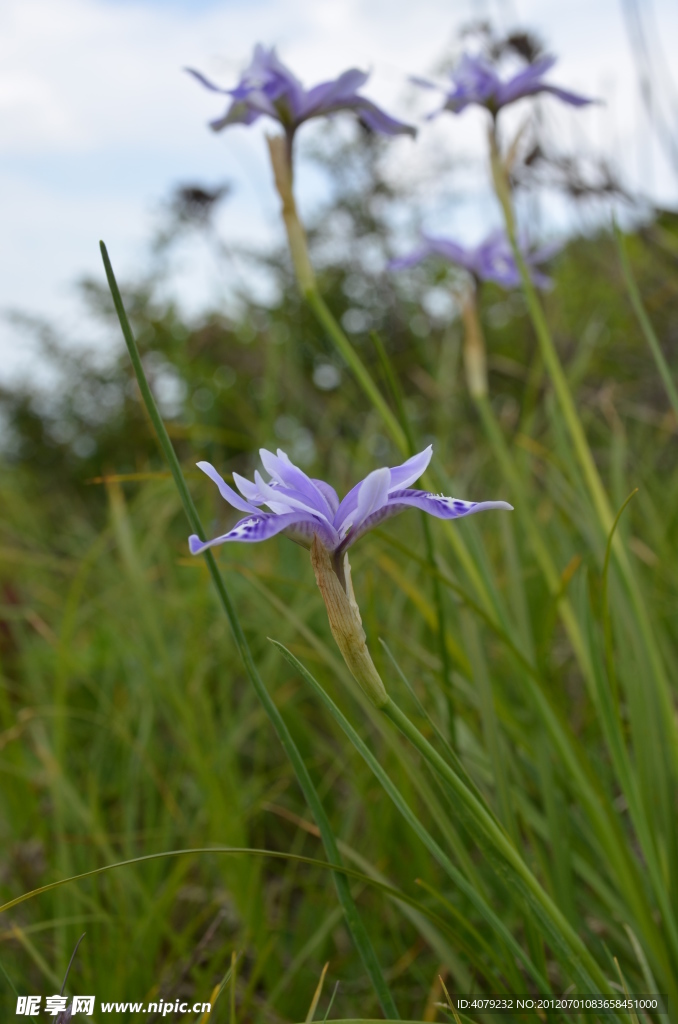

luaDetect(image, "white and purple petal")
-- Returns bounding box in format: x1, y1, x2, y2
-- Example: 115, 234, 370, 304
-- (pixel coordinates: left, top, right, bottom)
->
391, 228, 555, 291
232, 471, 266, 504
387, 247, 432, 272
210, 103, 263, 131
350, 99, 416, 137
188, 513, 292, 552
191, 43, 414, 137
425, 236, 477, 271
427, 51, 596, 115
333, 448, 431, 533
253, 470, 333, 523
260, 448, 334, 517
282, 517, 340, 549
338, 488, 513, 553
334, 467, 390, 536
311, 478, 340, 515
189, 511, 338, 554
190, 444, 512, 560
496, 56, 593, 109
353, 466, 391, 529
495, 56, 557, 106
386, 445, 433, 490
386, 489, 513, 519
300, 69, 369, 118
196, 461, 260, 514
539, 84, 595, 108
185, 68, 230, 94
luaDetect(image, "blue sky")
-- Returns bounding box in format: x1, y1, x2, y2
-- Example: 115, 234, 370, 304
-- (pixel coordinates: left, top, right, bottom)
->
1, 0, 677, 381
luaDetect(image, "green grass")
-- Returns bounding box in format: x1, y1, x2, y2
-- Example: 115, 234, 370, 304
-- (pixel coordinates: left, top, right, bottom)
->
0, 202, 677, 1021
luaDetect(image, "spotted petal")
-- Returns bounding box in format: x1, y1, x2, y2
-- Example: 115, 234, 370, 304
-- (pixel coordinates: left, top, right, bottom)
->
189, 511, 337, 554
189, 513, 295, 553
338, 488, 513, 553
386, 490, 513, 519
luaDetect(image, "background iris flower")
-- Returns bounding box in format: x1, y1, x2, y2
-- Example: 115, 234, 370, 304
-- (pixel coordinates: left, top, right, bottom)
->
188, 444, 512, 559
389, 229, 558, 289
188, 44, 415, 142
416, 52, 594, 117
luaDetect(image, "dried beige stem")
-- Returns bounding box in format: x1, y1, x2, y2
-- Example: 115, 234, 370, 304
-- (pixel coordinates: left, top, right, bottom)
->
488, 123, 516, 238
460, 285, 488, 399
266, 134, 316, 295
503, 117, 530, 176
310, 535, 388, 708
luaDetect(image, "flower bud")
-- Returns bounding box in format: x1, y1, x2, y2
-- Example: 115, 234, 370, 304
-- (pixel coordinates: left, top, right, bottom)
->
310, 535, 388, 708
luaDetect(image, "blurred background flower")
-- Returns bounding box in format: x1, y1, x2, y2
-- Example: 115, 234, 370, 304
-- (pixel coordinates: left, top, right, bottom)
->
414, 51, 594, 116
188, 44, 414, 140
388, 229, 558, 288
1, 0, 677, 381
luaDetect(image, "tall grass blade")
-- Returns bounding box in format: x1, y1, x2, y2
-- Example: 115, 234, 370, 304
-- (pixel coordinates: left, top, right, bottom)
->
305, 961, 330, 1023
98, 241, 399, 1020
615, 225, 678, 421
270, 638, 553, 992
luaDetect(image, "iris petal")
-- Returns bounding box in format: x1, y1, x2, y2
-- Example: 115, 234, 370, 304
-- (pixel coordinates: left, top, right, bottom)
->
338, 489, 512, 553
189, 447, 510, 559
195, 462, 260, 514
352, 467, 391, 531
253, 470, 332, 523
260, 448, 335, 516
387, 445, 433, 491
189, 511, 338, 554
232, 471, 266, 503
190, 44, 414, 137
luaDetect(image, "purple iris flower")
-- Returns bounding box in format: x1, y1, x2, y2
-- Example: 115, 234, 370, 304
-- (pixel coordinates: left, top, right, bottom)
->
389, 230, 557, 289
189, 444, 511, 558
188, 44, 415, 140
417, 52, 593, 117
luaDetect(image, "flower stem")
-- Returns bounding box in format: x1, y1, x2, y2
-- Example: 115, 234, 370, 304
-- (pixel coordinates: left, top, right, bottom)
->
488, 128, 678, 783
459, 285, 488, 399
100, 241, 400, 1020
489, 129, 611, 534
267, 134, 408, 453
